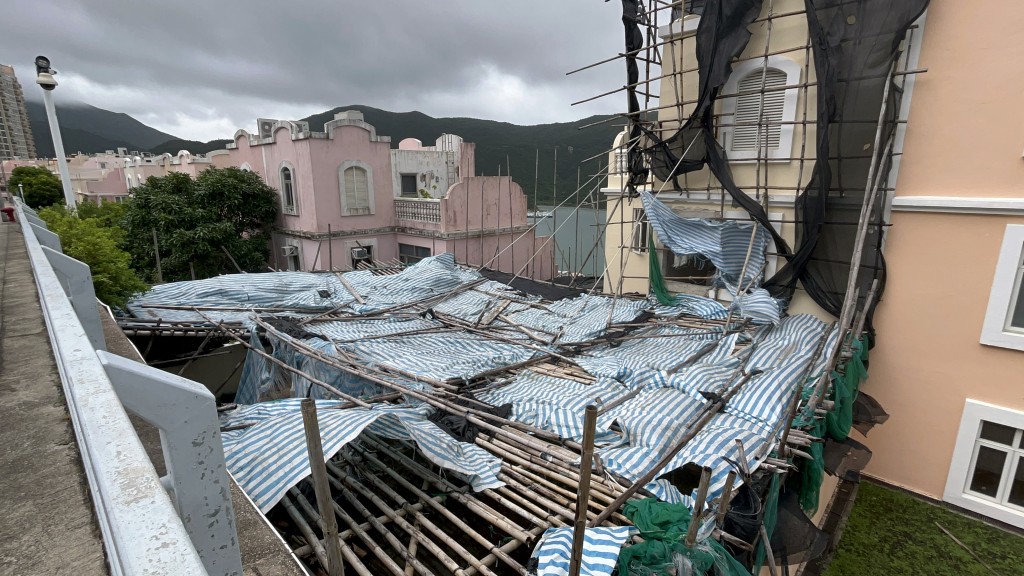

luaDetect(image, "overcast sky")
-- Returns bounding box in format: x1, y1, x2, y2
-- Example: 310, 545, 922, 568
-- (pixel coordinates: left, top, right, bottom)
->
3, 1, 631, 141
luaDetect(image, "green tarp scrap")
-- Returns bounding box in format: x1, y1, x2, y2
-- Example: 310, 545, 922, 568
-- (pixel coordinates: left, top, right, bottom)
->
618, 498, 751, 576
649, 235, 675, 305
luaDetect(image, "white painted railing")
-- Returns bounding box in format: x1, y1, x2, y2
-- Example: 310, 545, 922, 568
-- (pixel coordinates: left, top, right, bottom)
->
15, 201, 241, 576
395, 197, 441, 223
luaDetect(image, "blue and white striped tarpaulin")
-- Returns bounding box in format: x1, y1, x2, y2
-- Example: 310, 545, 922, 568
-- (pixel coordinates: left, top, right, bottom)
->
481, 314, 834, 510
531, 526, 637, 576
126, 272, 353, 322
640, 190, 771, 288
220, 399, 503, 512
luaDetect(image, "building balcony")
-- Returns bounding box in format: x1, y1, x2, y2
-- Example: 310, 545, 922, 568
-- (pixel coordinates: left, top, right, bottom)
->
395, 197, 441, 224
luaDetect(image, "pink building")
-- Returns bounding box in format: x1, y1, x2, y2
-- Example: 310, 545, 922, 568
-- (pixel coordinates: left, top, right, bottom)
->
213, 111, 554, 278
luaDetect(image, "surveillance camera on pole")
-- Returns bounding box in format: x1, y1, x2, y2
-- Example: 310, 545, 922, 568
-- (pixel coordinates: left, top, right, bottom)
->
35, 55, 75, 208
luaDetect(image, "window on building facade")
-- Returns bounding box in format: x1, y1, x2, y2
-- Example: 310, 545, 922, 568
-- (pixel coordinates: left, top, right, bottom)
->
966, 421, 1024, 510
282, 244, 301, 271
342, 166, 372, 215
981, 224, 1024, 351
351, 245, 373, 268
663, 253, 717, 286
720, 57, 800, 161
399, 243, 431, 265
401, 174, 418, 197
945, 400, 1024, 528
630, 208, 649, 254
730, 68, 787, 153
280, 166, 297, 214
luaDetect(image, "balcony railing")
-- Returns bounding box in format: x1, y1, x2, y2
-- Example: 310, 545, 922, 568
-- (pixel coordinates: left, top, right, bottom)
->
15, 201, 241, 576
395, 198, 441, 223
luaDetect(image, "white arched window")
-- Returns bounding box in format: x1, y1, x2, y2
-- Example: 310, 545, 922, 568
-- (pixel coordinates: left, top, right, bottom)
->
339, 162, 373, 216
720, 57, 801, 161
280, 164, 297, 215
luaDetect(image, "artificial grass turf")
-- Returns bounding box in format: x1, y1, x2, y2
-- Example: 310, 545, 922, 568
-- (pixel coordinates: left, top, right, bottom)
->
824, 481, 1024, 576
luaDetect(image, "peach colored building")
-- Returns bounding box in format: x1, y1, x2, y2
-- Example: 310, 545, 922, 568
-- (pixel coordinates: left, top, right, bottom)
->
213, 111, 554, 277
601, 0, 1024, 531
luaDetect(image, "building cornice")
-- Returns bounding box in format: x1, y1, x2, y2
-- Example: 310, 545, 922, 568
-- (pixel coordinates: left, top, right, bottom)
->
890, 196, 1024, 216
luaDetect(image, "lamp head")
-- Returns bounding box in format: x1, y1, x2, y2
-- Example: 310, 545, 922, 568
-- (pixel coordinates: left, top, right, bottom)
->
34, 56, 57, 91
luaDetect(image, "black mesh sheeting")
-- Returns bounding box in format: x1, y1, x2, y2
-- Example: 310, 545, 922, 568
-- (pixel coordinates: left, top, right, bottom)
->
770, 488, 829, 565
622, 0, 650, 192
633, 0, 928, 326
823, 436, 873, 481
782, 0, 929, 331
428, 396, 512, 442
852, 391, 890, 435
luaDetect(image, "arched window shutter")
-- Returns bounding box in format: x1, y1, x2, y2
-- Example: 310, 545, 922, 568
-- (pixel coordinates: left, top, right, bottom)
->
731, 68, 788, 153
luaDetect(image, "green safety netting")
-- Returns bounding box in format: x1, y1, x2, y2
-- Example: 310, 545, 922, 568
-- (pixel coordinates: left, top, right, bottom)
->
648, 235, 676, 305
618, 498, 751, 576
794, 337, 870, 513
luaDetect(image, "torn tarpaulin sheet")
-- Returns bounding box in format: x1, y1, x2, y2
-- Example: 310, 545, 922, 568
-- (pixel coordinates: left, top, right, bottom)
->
219, 399, 503, 512
531, 526, 636, 576
641, 190, 770, 288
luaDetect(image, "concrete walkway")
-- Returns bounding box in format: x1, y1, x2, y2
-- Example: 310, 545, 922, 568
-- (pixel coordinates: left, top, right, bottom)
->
0, 222, 107, 575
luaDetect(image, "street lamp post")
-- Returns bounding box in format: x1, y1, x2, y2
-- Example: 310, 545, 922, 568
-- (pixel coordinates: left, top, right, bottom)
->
35, 56, 75, 209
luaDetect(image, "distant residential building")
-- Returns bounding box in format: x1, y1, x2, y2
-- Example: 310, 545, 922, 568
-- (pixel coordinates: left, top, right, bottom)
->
0, 65, 36, 160
206, 111, 555, 278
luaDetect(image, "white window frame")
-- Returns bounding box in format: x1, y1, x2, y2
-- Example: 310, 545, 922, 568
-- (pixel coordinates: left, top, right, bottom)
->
981, 224, 1024, 351
282, 241, 303, 272
345, 238, 378, 270
720, 56, 801, 162
630, 208, 649, 254
338, 160, 375, 216
279, 161, 298, 216
945, 399, 1024, 528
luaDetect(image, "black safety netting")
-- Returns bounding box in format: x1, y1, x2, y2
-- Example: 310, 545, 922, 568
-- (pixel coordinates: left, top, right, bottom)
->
851, 391, 890, 435
428, 396, 512, 442
628, 0, 929, 335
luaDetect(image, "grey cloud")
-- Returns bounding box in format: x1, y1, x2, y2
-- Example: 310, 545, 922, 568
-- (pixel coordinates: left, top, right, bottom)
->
3, 0, 632, 140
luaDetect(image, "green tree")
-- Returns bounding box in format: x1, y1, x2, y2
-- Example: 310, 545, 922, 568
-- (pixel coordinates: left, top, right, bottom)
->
122, 168, 278, 282
9, 166, 64, 208
38, 205, 148, 308
76, 200, 127, 230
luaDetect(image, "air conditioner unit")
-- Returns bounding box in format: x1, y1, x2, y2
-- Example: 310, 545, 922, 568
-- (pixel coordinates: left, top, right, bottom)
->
351, 247, 369, 260
281, 245, 298, 256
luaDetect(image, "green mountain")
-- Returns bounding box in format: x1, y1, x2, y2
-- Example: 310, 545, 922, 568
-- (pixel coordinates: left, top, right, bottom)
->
25, 100, 623, 207
27, 100, 177, 157
302, 106, 621, 207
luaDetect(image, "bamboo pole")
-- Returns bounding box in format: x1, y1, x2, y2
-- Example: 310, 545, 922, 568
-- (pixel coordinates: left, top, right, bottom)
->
299, 484, 408, 576
337, 465, 500, 576
684, 467, 713, 547
175, 327, 220, 376
288, 490, 375, 576
341, 454, 526, 573
152, 228, 163, 283
589, 367, 763, 527
301, 399, 344, 576
221, 245, 246, 273
715, 471, 737, 528
281, 493, 330, 569
569, 406, 597, 576
333, 474, 471, 576
360, 436, 535, 544
197, 311, 372, 406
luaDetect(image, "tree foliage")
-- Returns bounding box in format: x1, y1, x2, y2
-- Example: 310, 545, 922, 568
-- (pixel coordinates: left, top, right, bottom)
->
38, 204, 148, 308
122, 168, 278, 282
9, 166, 64, 209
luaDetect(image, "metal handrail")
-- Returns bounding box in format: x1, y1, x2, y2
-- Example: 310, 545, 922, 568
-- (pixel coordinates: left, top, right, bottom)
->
14, 201, 234, 575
